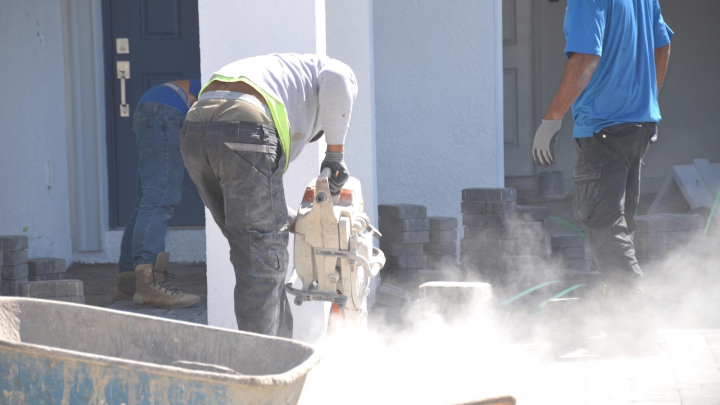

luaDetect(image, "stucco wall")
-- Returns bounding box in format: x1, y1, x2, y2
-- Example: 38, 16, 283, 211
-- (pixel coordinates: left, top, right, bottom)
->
0, 0, 73, 263
373, 0, 502, 226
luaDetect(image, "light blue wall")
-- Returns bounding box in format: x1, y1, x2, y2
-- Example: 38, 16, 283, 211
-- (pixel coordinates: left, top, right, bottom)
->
373, 0, 501, 223
0, 0, 72, 263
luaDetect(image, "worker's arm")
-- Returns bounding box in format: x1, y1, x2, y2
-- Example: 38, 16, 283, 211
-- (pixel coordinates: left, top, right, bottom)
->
654, 44, 671, 93
532, 53, 600, 166
317, 59, 358, 194
544, 53, 601, 120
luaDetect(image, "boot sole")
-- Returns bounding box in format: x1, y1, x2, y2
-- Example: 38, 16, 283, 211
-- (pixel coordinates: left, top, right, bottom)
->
133, 294, 201, 310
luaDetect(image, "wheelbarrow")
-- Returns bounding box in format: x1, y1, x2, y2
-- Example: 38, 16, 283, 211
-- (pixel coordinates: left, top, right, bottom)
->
0, 297, 320, 404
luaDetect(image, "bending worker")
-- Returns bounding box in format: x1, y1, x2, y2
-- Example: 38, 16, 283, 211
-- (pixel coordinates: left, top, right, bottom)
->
181, 54, 357, 337
532, 0, 672, 342
116, 80, 202, 309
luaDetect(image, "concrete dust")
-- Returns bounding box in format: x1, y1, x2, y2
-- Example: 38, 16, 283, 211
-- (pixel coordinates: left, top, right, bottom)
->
300, 302, 539, 405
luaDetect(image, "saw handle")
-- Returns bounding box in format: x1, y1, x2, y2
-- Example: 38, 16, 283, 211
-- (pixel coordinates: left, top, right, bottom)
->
319, 167, 331, 179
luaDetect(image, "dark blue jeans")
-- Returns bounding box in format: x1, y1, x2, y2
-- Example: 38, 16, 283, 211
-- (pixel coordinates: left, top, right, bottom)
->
119, 103, 186, 273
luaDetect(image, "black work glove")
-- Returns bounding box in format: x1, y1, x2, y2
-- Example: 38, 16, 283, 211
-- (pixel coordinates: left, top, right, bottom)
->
320, 152, 349, 194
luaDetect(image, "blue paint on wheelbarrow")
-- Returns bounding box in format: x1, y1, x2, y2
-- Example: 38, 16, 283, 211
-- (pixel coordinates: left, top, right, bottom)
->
0, 297, 320, 404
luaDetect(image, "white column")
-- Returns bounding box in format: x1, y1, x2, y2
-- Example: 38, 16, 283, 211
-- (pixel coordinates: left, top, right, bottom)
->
325, 0, 380, 301
199, 0, 327, 339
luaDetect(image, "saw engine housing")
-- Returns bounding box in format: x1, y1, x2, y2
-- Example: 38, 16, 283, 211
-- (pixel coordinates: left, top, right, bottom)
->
286, 169, 385, 327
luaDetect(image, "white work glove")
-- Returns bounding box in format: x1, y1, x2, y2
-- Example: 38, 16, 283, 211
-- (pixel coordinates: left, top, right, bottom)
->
320, 152, 349, 195
532, 119, 562, 167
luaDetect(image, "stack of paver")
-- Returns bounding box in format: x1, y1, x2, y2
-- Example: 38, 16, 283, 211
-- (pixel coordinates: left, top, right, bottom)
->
551, 233, 591, 271
18, 279, 85, 304
460, 189, 551, 282
424, 217, 458, 270
634, 213, 705, 264
1, 235, 29, 296
378, 204, 429, 273
28, 258, 67, 281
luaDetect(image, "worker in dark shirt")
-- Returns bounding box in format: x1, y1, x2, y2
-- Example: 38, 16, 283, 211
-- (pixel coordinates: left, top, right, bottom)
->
115, 80, 202, 309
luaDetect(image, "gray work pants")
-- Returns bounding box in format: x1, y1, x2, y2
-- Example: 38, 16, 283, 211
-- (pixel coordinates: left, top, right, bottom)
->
180, 99, 292, 338
573, 123, 656, 294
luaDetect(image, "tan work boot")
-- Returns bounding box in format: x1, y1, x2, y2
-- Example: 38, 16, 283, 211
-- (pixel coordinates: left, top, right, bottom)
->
133, 252, 201, 309
113, 271, 136, 301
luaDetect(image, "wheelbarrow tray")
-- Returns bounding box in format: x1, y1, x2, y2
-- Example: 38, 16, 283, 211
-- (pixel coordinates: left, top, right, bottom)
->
0, 297, 320, 404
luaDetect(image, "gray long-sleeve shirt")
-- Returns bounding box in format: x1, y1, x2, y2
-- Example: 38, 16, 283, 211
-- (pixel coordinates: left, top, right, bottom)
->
205, 53, 358, 164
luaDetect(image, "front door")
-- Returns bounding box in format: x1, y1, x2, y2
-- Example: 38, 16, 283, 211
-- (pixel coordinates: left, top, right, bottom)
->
503, 0, 536, 177
105, 0, 204, 228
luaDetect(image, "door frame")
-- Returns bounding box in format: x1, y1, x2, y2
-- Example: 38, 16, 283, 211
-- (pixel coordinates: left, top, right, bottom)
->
101, 0, 121, 229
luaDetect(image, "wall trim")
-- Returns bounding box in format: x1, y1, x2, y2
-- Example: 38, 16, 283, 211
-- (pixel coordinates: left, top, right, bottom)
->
494, 0, 505, 187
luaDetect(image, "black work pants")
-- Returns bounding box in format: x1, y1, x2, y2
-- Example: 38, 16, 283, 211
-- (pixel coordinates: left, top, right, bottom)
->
573, 123, 656, 293
180, 115, 293, 338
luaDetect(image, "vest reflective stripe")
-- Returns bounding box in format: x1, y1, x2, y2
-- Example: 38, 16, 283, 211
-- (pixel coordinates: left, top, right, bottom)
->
199, 76, 291, 170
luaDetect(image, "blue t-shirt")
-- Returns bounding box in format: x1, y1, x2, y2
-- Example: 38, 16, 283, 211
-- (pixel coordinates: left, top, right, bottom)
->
138, 80, 201, 115
564, 0, 673, 138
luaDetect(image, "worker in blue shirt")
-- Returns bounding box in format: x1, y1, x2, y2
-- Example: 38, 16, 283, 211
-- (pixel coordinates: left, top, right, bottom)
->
115, 80, 202, 309
531, 0, 673, 346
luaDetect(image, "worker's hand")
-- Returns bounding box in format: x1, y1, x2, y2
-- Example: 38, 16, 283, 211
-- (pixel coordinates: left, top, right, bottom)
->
650, 126, 658, 144
320, 152, 349, 194
532, 119, 563, 167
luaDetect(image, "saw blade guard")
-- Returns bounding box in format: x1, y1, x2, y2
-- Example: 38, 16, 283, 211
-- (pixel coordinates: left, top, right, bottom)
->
286, 168, 385, 325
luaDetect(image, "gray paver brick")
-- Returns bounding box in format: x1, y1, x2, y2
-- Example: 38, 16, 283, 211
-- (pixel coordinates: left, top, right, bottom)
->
552, 233, 586, 248
461, 201, 517, 215
462, 188, 517, 202
429, 229, 457, 243
423, 241, 456, 255
29, 273, 66, 281
559, 257, 592, 271
379, 242, 424, 257
378, 204, 427, 219
464, 225, 514, 240
428, 216, 458, 231
426, 254, 458, 269
1, 264, 29, 280
378, 217, 430, 232
0, 235, 29, 252
381, 230, 430, 244
419, 281, 492, 304
461, 238, 514, 253
385, 255, 427, 269
2, 277, 27, 295
27, 257, 67, 276
18, 279, 84, 298
462, 213, 510, 227
553, 246, 586, 259
2, 250, 27, 265
464, 221, 546, 240
516, 205, 551, 222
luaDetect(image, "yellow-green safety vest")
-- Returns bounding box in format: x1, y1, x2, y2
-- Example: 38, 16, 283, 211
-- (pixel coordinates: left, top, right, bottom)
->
199, 76, 291, 170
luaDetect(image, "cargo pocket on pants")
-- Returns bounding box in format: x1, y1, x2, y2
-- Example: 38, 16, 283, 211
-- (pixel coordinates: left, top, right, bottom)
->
573, 164, 603, 225
248, 231, 289, 281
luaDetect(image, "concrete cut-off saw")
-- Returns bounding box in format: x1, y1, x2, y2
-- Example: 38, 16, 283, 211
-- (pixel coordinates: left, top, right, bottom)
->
285, 168, 386, 329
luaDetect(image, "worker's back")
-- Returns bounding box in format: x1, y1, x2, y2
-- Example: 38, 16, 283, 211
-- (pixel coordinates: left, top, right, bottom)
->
564, 0, 673, 137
